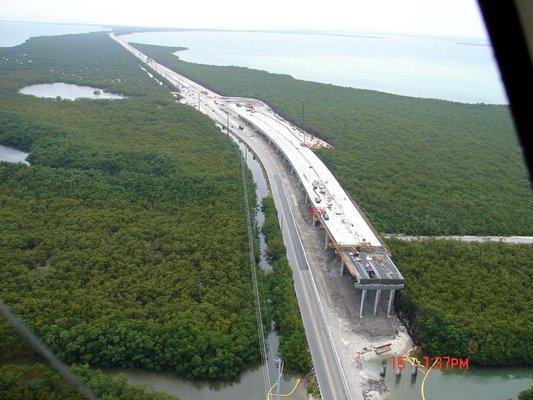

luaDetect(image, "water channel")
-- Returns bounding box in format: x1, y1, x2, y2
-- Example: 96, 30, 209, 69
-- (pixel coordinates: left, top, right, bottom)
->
363, 356, 533, 400
19, 82, 124, 100
113, 137, 307, 399
0, 131, 303, 399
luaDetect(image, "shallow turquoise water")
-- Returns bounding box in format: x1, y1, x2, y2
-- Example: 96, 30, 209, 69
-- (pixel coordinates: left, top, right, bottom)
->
0, 20, 107, 47
123, 30, 507, 104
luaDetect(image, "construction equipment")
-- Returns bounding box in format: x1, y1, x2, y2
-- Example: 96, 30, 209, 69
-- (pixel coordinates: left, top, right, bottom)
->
375, 343, 392, 355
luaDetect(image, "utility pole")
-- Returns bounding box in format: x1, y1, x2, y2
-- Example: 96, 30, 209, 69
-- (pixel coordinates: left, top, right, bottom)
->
302, 100, 306, 147
226, 112, 230, 131
198, 93, 201, 111
274, 358, 283, 400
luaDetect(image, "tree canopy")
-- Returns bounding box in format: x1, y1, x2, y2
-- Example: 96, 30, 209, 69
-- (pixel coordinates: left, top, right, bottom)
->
262, 197, 312, 374
390, 239, 532, 366
0, 32, 260, 381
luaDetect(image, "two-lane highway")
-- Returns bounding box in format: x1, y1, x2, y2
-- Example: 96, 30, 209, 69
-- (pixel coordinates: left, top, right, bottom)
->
111, 33, 353, 400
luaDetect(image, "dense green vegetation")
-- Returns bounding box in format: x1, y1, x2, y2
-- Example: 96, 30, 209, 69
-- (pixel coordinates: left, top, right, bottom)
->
262, 197, 312, 374
0, 362, 176, 400
306, 374, 321, 399
0, 32, 261, 381
389, 239, 533, 366
519, 387, 533, 400
132, 42, 532, 236
0, 319, 176, 399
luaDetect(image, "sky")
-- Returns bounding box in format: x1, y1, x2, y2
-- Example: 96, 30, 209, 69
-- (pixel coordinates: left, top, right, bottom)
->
1, 0, 488, 39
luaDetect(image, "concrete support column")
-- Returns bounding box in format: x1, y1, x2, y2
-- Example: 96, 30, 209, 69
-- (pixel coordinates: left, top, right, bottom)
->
359, 289, 367, 318
387, 289, 396, 317
374, 289, 382, 315
340, 260, 345, 276
324, 234, 328, 250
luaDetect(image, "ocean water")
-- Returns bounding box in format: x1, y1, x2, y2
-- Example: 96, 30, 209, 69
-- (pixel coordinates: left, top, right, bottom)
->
123, 30, 507, 104
0, 20, 107, 47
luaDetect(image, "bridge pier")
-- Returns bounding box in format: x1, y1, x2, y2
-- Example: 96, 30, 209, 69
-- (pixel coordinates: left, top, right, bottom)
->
359, 289, 367, 318
387, 289, 396, 317
374, 289, 381, 315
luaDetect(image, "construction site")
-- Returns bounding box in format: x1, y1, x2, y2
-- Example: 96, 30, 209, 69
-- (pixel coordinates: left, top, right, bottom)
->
238, 110, 411, 400
232, 103, 405, 318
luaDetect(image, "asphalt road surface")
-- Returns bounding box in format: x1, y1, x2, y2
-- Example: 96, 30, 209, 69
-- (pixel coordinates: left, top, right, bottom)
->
229, 126, 350, 400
